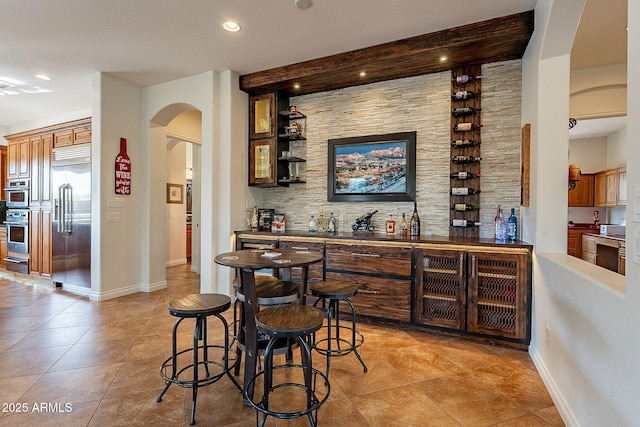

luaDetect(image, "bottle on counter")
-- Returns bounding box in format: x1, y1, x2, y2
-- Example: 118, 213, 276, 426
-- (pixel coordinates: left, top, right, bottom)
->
338, 209, 344, 233
508, 208, 518, 241
593, 210, 600, 225
308, 215, 317, 232
451, 203, 481, 212
451, 139, 481, 148
410, 202, 420, 236
251, 206, 259, 231
453, 122, 483, 132
385, 215, 397, 234
450, 171, 481, 180
451, 90, 480, 100
328, 212, 336, 233
451, 219, 481, 227
452, 155, 482, 164
399, 213, 408, 235
317, 210, 327, 232
452, 75, 482, 84
494, 205, 507, 242
451, 107, 482, 116
450, 187, 481, 196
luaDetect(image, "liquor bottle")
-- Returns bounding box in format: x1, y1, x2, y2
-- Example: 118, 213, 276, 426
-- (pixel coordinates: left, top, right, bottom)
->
399, 213, 408, 235
385, 215, 397, 234
451, 90, 479, 100
251, 206, 259, 231
494, 205, 507, 241
450, 187, 481, 196
450, 171, 481, 180
451, 107, 482, 116
328, 212, 336, 233
308, 215, 317, 232
410, 202, 420, 236
451, 139, 481, 147
453, 75, 482, 84
453, 122, 483, 132
452, 155, 482, 164
508, 208, 518, 241
451, 203, 481, 212
338, 209, 344, 233
451, 219, 481, 227
317, 210, 327, 232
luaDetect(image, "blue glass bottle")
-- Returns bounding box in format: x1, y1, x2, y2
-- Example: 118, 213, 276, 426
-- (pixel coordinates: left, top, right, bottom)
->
508, 208, 517, 241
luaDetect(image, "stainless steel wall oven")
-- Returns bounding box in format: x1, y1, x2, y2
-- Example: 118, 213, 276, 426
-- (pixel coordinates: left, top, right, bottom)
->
5, 179, 30, 208
6, 209, 29, 254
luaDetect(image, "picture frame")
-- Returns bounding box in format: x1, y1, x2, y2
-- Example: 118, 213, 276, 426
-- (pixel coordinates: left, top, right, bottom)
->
327, 131, 417, 202
166, 183, 184, 204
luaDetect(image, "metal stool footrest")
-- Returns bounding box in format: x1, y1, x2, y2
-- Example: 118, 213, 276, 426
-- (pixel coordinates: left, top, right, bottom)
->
159, 344, 239, 389
314, 325, 365, 357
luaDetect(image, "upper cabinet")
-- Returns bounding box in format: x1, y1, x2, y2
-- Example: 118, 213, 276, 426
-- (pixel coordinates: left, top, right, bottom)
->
249, 93, 276, 140
568, 173, 594, 207
7, 138, 30, 180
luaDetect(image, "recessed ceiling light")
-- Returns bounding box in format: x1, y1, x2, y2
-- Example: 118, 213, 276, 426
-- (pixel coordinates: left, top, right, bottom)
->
293, 83, 301, 90
359, 71, 366, 77
222, 21, 241, 33
35, 73, 52, 81
440, 56, 448, 62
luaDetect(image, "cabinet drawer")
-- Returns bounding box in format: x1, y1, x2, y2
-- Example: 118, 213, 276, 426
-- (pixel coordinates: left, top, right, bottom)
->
278, 240, 325, 283
53, 130, 73, 147
324, 272, 411, 322
325, 243, 412, 276
73, 126, 92, 144
582, 235, 596, 254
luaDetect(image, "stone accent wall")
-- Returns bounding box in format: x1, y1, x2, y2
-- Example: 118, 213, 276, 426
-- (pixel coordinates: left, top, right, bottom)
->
261, 59, 522, 238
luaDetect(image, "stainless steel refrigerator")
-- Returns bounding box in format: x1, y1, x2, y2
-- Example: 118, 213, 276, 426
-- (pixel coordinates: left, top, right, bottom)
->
52, 144, 91, 288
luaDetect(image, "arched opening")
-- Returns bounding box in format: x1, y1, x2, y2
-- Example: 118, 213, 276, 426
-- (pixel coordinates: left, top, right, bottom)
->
148, 103, 202, 289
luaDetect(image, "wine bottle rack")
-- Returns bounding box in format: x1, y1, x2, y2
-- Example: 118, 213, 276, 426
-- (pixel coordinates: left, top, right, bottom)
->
450, 65, 482, 238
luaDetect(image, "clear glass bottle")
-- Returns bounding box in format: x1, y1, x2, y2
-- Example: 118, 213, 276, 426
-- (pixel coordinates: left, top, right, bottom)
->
338, 209, 344, 233
308, 215, 317, 232
494, 205, 507, 242
328, 212, 336, 233
251, 206, 259, 231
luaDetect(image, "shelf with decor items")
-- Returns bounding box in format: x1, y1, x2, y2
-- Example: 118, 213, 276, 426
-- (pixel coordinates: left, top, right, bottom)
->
450, 65, 482, 238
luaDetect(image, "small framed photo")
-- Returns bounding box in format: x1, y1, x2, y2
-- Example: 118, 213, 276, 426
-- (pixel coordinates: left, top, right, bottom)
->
166, 183, 184, 204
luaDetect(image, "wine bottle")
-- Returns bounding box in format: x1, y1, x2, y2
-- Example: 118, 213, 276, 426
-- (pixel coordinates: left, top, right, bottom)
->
451, 90, 479, 100
452, 155, 482, 164
451, 203, 481, 212
494, 205, 507, 241
450, 171, 481, 180
410, 202, 420, 236
451, 139, 481, 147
451, 219, 481, 227
508, 208, 518, 241
450, 187, 481, 196
451, 107, 482, 116
453, 122, 483, 132
453, 75, 482, 84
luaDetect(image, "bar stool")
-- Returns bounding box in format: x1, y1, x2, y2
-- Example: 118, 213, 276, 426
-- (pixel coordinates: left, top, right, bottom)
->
310, 281, 368, 378
246, 304, 330, 427
232, 275, 300, 374
157, 293, 241, 425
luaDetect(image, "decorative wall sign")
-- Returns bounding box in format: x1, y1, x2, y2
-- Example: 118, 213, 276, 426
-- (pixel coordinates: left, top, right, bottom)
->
167, 183, 184, 204
115, 137, 132, 194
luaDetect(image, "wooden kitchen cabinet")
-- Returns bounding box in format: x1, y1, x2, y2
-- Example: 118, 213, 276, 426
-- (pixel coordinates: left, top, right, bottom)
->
325, 241, 413, 322
617, 166, 626, 205
278, 238, 325, 286
186, 223, 192, 261
415, 246, 531, 343
605, 169, 619, 207
594, 172, 606, 207
0, 227, 7, 269
7, 138, 30, 179
568, 173, 594, 207
582, 234, 597, 264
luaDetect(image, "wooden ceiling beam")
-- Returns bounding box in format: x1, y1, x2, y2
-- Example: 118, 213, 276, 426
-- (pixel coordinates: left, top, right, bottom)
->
240, 11, 534, 96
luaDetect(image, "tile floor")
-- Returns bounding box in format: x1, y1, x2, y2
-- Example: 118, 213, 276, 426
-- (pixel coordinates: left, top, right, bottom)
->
0, 265, 564, 426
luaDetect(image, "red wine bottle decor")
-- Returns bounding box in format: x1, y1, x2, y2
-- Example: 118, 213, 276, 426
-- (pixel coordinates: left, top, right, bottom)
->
115, 137, 132, 195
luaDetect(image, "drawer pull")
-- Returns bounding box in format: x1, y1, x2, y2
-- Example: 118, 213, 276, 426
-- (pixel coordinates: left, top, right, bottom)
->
471, 255, 476, 278
459, 254, 464, 277
291, 246, 309, 250
351, 253, 381, 258
358, 289, 381, 295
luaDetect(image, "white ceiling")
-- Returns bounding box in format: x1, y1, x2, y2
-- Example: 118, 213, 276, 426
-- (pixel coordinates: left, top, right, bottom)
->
0, 0, 627, 133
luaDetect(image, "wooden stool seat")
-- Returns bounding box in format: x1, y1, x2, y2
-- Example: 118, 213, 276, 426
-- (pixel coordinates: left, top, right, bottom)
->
167, 293, 231, 318
310, 281, 358, 299
256, 305, 325, 338
233, 276, 300, 305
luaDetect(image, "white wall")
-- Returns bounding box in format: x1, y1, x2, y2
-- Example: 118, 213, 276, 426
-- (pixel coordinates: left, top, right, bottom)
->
570, 63, 627, 119
568, 137, 607, 173
524, 0, 640, 425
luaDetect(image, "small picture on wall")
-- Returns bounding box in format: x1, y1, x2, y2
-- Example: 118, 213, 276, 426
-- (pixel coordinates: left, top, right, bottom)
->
166, 183, 184, 204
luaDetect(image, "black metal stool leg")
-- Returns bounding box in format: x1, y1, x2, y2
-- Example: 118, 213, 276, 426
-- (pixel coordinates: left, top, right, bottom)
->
157, 317, 185, 402
344, 298, 368, 372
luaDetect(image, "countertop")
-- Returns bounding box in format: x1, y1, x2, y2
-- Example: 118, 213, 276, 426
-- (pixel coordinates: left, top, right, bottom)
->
235, 229, 533, 249
583, 232, 625, 242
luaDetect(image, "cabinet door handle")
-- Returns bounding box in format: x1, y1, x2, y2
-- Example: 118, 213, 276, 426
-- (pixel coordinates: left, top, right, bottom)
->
358, 289, 381, 295
291, 246, 308, 250
351, 253, 380, 258
471, 255, 476, 278
459, 253, 464, 277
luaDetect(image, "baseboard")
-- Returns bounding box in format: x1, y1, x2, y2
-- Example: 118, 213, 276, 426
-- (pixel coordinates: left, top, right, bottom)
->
141, 280, 167, 293
529, 346, 579, 427
165, 258, 188, 267
89, 283, 141, 301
